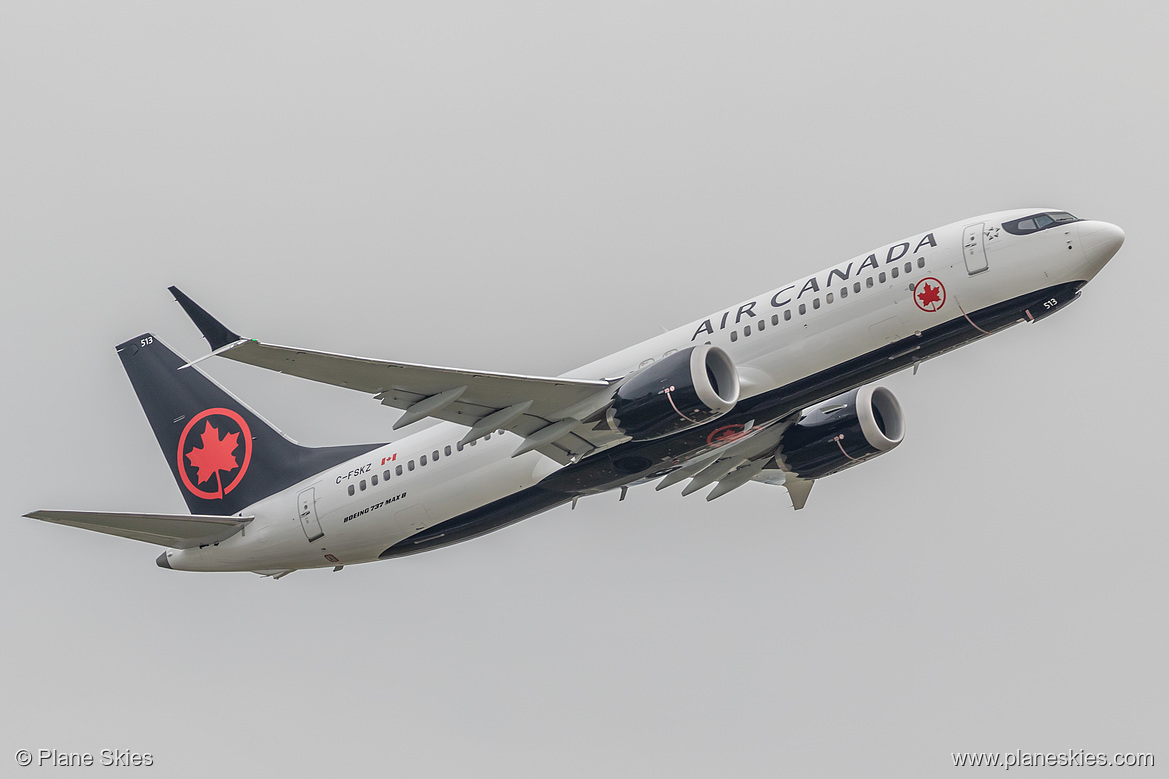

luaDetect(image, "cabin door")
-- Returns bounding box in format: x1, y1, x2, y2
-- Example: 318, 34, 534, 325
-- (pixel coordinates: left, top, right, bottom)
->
962, 223, 989, 275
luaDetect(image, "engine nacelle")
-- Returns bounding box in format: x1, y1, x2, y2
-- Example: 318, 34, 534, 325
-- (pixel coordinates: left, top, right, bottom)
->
609, 344, 740, 441
777, 386, 905, 479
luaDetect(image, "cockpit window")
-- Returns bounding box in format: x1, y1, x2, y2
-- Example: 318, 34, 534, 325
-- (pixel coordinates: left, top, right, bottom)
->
1002, 211, 1080, 235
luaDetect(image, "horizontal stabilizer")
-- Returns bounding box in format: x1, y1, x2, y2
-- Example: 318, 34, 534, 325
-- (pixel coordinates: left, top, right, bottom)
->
23, 510, 253, 548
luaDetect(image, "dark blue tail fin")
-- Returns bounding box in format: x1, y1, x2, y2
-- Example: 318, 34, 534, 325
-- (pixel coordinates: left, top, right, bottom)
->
117, 334, 379, 516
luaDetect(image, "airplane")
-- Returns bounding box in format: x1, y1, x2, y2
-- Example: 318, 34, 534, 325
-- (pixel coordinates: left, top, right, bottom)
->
24, 208, 1124, 577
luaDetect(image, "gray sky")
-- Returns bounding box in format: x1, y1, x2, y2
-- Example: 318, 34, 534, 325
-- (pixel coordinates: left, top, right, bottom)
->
3, 2, 1165, 776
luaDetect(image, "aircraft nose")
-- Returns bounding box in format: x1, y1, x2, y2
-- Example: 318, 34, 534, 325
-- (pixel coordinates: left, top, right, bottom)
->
1079, 220, 1125, 271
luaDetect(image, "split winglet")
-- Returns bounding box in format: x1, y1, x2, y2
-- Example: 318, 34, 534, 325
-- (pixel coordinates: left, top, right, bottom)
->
169, 286, 241, 351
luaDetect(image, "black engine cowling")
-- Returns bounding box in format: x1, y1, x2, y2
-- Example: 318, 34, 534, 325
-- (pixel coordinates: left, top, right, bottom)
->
777, 386, 904, 479
609, 344, 739, 441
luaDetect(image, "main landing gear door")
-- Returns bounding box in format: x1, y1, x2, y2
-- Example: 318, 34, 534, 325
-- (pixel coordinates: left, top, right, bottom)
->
396, 504, 432, 532
298, 487, 324, 542
962, 223, 989, 275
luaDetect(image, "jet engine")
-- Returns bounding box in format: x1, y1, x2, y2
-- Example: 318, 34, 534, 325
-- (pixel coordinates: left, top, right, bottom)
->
608, 344, 739, 441
777, 386, 904, 479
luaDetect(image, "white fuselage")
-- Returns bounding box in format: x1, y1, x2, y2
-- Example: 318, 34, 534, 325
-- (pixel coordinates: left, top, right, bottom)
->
163, 210, 1122, 573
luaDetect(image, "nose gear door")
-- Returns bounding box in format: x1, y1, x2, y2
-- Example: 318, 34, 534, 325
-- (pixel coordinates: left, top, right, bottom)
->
962, 223, 989, 275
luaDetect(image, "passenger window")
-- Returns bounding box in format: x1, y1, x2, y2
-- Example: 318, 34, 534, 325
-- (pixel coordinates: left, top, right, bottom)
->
826, 292, 834, 304
456, 441, 464, 452
866, 277, 874, 288
433, 450, 440, 461
730, 330, 739, 342
371, 474, 378, 486
485, 433, 491, 441
812, 298, 820, 310
904, 261, 912, 273
841, 287, 848, 298
879, 272, 887, 283
383, 470, 391, 481
445, 445, 452, 456
798, 303, 806, 315
470, 439, 476, 446
408, 460, 415, 471
854, 282, 861, 293
783, 310, 791, 321
744, 324, 752, 336
359, 479, 367, 491
917, 257, 925, 268
771, 314, 779, 325
757, 319, 765, 331
347, 485, 355, 496
891, 267, 899, 279
420, 454, 427, 466
396, 465, 403, 476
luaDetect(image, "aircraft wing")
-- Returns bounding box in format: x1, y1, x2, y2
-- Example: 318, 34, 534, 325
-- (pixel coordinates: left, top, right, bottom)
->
23, 510, 253, 548
653, 414, 815, 508
169, 287, 623, 462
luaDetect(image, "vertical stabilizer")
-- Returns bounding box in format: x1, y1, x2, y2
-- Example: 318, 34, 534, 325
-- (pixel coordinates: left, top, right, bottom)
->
117, 334, 379, 516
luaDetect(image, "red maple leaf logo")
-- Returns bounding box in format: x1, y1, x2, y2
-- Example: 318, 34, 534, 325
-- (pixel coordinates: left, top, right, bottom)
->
917, 282, 942, 308
185, 422, 240, 496
176, 408, 253, 500
706, 424, 750, 446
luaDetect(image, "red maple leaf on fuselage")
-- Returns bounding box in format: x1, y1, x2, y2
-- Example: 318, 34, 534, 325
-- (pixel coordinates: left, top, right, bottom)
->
185, 422, 240, 487
917, 283, 942, 307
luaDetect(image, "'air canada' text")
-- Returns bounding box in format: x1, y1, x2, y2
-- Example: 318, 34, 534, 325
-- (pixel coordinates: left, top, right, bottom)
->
691, 233, 937, 341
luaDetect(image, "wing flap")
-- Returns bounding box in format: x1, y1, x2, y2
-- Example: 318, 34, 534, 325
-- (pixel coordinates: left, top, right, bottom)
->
24, 510, 252, 548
